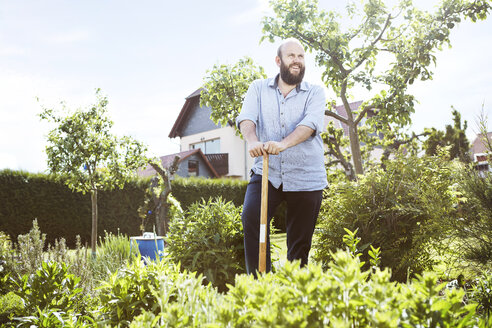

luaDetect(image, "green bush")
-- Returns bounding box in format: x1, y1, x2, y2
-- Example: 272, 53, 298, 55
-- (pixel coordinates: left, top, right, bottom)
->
9, 261, 93, 327
314, 154, 458, 282
90, 230, 139, 282
0, 169, 146, 248
98, 260, 215, 327
452, 168, 492, 268
0, 292, 23, 324
166, 197, 245, 291
469, 270, 492, 320
128, 249, 488, 327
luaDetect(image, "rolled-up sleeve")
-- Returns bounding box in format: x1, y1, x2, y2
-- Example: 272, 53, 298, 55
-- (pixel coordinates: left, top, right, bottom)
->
296, 85, 325, 135
236, 81, 260, 129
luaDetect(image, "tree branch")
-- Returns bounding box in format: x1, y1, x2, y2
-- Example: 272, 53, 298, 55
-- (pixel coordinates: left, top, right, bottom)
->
325, 109, 348, 124
355, 105, 372, 125
350, 14, 392, 74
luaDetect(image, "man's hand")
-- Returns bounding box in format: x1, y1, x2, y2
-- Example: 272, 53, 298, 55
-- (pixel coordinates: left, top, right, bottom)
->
263, 141, 286, 155
248, 141, 266, 158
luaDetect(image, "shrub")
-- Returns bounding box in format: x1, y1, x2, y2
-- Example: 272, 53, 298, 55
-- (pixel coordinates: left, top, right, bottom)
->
89, 230, 139, 282
451, 167, 492, 268
166, 197, 245, 291
314, 154, 458, 281
469, 270, 492, 320
0, 292, 23, 324
129, 249, 487, 327
9, 261, 93, 327
98, 260, 215, 327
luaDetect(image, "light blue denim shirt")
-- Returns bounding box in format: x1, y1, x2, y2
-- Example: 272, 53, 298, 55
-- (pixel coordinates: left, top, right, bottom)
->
236, 75, 327, 191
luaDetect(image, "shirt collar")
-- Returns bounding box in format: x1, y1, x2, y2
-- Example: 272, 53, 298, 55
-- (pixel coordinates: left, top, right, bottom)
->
269, 74, 308, 92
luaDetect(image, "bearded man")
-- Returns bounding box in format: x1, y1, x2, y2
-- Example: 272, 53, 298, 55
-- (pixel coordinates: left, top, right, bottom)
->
236, 38, 327, 275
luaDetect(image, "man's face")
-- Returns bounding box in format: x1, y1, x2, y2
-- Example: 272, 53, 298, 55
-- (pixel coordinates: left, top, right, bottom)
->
277, 42, 305, 85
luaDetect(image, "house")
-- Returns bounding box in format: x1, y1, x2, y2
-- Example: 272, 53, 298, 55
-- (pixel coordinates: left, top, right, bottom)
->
156, 86, 374, 180
168, 88, 254, 180
138, 149, 221, 178
471, 132, 492, 174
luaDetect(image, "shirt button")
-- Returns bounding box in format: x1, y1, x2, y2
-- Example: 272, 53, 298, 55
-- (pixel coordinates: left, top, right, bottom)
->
282, 124, 285, 127
282, 101, 285, 104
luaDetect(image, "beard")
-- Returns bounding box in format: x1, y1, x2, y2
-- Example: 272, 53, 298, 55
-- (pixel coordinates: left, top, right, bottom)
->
279, 59, 305, 85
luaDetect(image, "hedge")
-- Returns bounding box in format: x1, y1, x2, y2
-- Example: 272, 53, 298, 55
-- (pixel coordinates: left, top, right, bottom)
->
0, 170, 285, 247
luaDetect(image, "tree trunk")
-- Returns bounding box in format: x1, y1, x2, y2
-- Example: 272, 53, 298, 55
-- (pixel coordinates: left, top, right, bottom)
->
348, 124, 364, 176
341, 85, 364, 177
91, 189, 98, 258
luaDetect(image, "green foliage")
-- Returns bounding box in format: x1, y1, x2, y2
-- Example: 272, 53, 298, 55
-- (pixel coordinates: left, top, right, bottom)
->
38, 89, 148, 194
469, 270, 492, 320
0, 292, 23, 324
451, 167, 492, 268
314, 154, 458, 281
98, 260, 216, 327
39, 89, 149, 253
261, 0, 491, 175
13, 219, 46, 276
128, 266, 218, 328
200, 57, 267, 130
0, 170, 146, 248
11, 261, 84, 313
424, 107, 471, 163
90, 231, 139, 282
98, 260, 163, 326
166, 197, 245, 291
217, 251, 481, 327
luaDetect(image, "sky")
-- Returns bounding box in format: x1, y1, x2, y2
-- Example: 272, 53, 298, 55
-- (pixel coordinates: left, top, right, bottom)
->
1, 0, 491, 173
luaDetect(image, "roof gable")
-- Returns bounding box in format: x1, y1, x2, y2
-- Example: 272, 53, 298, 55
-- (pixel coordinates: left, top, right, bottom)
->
168, 88, 219, 138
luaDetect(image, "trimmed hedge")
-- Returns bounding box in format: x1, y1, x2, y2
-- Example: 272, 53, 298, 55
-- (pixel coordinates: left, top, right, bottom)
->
0, 170, 146, 248
1, 170, 285, 247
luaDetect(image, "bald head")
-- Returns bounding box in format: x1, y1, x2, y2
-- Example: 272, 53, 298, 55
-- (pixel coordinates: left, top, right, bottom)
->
277, 38, 304, 58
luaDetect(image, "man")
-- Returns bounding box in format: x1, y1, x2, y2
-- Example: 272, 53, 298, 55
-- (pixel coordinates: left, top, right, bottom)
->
236, 38, 327, 275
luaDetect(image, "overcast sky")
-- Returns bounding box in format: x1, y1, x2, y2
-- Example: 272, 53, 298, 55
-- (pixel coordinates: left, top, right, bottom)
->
1, 0, 491, 173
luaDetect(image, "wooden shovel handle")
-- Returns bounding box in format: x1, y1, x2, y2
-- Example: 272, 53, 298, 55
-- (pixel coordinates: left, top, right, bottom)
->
258, 153, 269, 273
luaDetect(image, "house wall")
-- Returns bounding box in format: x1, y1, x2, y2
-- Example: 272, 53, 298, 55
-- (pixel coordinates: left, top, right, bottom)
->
180, 126, 254, 180
181, 100, 220, 137
176, 153, 215, 178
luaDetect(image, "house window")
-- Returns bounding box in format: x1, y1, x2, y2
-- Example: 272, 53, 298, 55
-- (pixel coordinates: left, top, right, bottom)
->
190, 138, 220, 154
188, 160, 199, 176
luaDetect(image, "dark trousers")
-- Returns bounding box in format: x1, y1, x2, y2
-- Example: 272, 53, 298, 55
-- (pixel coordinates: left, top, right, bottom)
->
241, 173, 323, 275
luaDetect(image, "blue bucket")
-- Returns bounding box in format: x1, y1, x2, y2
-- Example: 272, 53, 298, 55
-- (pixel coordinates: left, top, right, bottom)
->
130, 236, 165, 261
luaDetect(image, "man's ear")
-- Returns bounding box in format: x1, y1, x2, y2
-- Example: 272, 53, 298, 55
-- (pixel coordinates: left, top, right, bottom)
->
275, 56, 281, 67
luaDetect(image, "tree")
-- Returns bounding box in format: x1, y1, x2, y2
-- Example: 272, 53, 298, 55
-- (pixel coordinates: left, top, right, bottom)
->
200, 57, 267, 130
261, 0, 490, 177
39, 89, 148, 256
423, 107, 471, 163
149, 156, 180, 236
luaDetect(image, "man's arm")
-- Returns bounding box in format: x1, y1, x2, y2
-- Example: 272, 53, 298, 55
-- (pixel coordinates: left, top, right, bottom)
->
263, 125, 314, 155
240, 120, 266, 158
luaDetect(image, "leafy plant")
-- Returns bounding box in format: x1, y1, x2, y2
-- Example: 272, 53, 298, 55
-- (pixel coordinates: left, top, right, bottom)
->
98, 260, 163, 326
11, 261, 86, 314
451, 167, 492, 268
314, 153, 459, 281
166, 197, 245, 291
469, 270, 492, 320
13, 219, 46, 276
89, 230, 138, 282
0, 292, 23, 324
